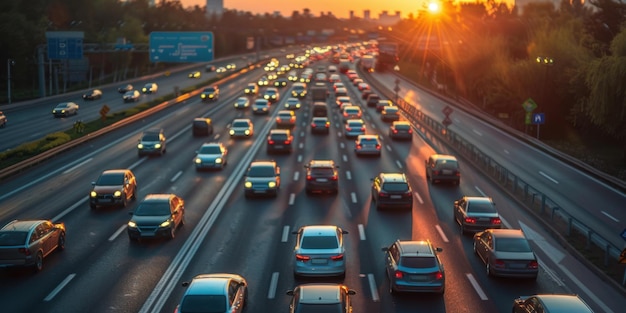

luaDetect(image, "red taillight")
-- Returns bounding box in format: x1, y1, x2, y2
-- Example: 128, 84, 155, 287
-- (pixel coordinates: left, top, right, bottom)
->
433, 170, 440, 175
376, 144, 381, 150
404, 190, 412, 197
392, 129, 398, 134
311, 123, 316, 127
394, 271, 403, 279
296, 254, 310, 261
434, 271, 443, 280
491, 217, 502, 225
330, 254, 344, 261
528, 260, 539, 269
343, 112, 348, 117
346, 127, 352, 131
360, 127, 365, 132
379, 191, 389, 197
18, 248, 31, 256
494, 259, 505, 268
464, 217, 476, 224
408, 129, 413, 134
331, 175, 338, 181
356, 144, 362, 149
306, 175, 313, 180
268, 140, 275, 144
325, 122, 330, 128
284, 140, 292, 144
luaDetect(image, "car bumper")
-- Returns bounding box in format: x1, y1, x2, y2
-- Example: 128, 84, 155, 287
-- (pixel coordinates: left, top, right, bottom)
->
376, 198, 413, 209
138, 149, 163, 156
311, 128, 330, 134
195, 162, 224, 170
491, 267, 538, 278
245, 188, 278, 196
0, 258, 33, 268
128, 226, 171, 239
392, 280, 444, 293
294, 262, 345, 277
355, 149, 381, 156
90, 197, 125, 207
306, 181, 338, 192
462, 223, 501, 232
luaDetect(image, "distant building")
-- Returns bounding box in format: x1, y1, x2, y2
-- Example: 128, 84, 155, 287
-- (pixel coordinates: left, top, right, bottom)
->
349, 10, 354, 19
364, 10, 370, 20
206, 0, 224, 18
378, 11, 401, 26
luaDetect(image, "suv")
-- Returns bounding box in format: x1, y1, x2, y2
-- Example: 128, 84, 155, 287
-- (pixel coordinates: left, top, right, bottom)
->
389, 121, 413, 140
137, 129, 167, 156
200, 86, 219, 101
453, 196, 501, 234
275, 110, 296, 128
292, 225, 348, 278
266, 129, 293, 154
286, 284, 356, 313
304, 160, 339, 194
382, 240, 445, 294
425, 154, 460, 184
90, 169, 137, 209
0, 219, 66, 272
371, 173, 413, 210
244, 161, 281, 197
142, 82, 158, 94
127, 194, 185, 241
192, 118, 213, 136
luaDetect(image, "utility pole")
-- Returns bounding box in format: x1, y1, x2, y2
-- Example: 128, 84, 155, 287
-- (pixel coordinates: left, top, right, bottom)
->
7, 58, 15, 104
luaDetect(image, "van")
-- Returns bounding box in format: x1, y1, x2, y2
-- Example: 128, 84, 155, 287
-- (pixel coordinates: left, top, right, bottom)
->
192, 118, 213, 136
312, 102, 328, 117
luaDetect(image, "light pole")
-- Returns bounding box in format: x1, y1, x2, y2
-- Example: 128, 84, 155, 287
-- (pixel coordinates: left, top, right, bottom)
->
7, 58, 15, 104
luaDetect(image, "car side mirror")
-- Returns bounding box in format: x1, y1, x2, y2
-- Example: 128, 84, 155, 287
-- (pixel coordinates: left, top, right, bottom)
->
348, 290, 357, 295
342, 230, 349, 234
91, 181, 96, 186
286, 290, 294, 296
454, 201, 459, 206
182, 281, 191, 287
436, 247, 443, 252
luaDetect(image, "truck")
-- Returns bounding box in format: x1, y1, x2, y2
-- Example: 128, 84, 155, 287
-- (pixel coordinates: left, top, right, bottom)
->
375, 41, 399, 72
310, 82, 329, 101
361, 55, 376, 72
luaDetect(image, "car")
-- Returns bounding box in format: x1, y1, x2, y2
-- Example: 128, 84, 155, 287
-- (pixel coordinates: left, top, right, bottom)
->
127, 194, 185, 241
292, 225, 348, 278
141, 82, 158, 94
371, 172, 413, 210
354, 135, 381, 157
82, 89, 103, 100
216, 66, 227, 73
123, 90, 141, 102
89, 169, 138, 209
275, 110, 296, 128
312, 102, 328, 117
137, 128, 167, 156
176, 273, 248, 313
192, 118, 213, 136
335, 96, 351, 108
226, 63, 237, 70
352, 78, 363, 86
342, 106, 362, 122
299, 73, 311, 83
304, 160, 339, 194
366, 93, 381, 107
425, 154, 460, 184
205, 64, 216, 72
274, 77, 289, 88
287, 70, 299, 81
229, 118, 254, 138
0, 111, 6, 128
361, 89, 373, 100
52, 102, 79, 117
201, 86, 219, 101
310, 117, 330, 134
244, 83, 258, 95
284, 97, 301, 110
389, 121, 413, 140
291, 83, 307, 98
263, 87, 280, 103
229, 97, 249, 110
344, 119, 366, 138
258, 76, 270, 86
454, 196, 501, 234
267, 72, 278, 80
286, 284, 356, 313
357, 82, 370, 91
252, 98, 270, 115
194, 142, 228, 171
512, 294, 594, 313
382, 240, 445, 294
334, 87, 348, 98
329, 73, 341, 83
333, 82, 345, 91
327, 65, 338, 73
0, 219, 65, 272
473, 229, 538, 279
266, 129, 293, 154
244, 160, 280, 197
381, 106, 401, 122
376, 100, 393, 112
188, 71, 201, 78
118, 84, 133, 93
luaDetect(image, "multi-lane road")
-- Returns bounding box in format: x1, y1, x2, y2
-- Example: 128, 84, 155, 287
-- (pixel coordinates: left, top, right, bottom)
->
0, 55, 623, 313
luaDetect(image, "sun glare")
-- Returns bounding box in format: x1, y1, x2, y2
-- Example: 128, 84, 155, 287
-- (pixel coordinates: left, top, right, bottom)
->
427, 2, 441, 13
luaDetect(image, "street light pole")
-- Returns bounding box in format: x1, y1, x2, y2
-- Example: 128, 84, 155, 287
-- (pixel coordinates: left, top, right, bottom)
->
7, 58, 15, 104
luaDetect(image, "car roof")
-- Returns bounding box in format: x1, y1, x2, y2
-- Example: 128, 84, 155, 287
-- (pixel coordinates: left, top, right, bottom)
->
269, 129, 290, 135
254, 99, 269, 104
250, 160, 276, 167
534, 295, 593, 313
1, 220, 44, 232
396, 240, 436, 257
200, 142, 222, 148
101, 169, 129, 175
298, 284, 342, 304
278, 110, 294, 115
431, 154, 457, 161
233, 118, 251, 123
186, 274, 242, 296
464, 196, 493, 204
308, 160, 335, 168
142, 194, 173, 202
347, 119, 364, 124
357, 135, 378, 140
393, 121, 410, 126
301, 225, 340, 236
380, 173, 407, 182
487, 229, 526, 239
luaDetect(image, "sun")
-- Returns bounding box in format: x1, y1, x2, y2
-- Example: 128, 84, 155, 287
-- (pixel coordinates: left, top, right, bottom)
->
427, 2, 441, 14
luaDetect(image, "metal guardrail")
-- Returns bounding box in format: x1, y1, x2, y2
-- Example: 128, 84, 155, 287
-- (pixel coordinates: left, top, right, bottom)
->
361, 69, 626, 291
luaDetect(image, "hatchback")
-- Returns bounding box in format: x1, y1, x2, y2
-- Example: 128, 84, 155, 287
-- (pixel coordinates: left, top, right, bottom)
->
82, 89, 103, 100
310, 117, 330, 134
371, 173, 413, 210
0, 219, 66, 272
137, 128, 167, 156
244, 161, 281, 197
425, 154, 460, 184
266, 129, 293, 154
304, 160, 339, 194
275, 110, 296, 128
354, 135, 381, 157
229, 119, 254, 138
90, 169, 137, 209
382, 240, 445, 294
389, 121, 413, 140
286, 284, 356, 313
454, 196, 501, 234
474, 229, 538, 279
344, 119, 366, 138
142, 82, 158, 94
291, 83, 307, 98
512, 294, 594, 313
292, 225, 348, 278
127, 194, 185, 241
252, 99, 270, 114
200, 86, 219, 101
176, 273, 248, 313
194, 142, 228, 171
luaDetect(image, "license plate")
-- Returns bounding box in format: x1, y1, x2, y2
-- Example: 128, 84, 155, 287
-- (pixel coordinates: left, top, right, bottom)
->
275, 145, 283, 148
409, 275, 428, 282
100, 199, 112, 203
317, 178, 328, 182
442, 170, 453, 175
365, 145, 374, 148
509, 263, 527, 269
254, 190, 266, 194
390, 195, 401, 199
312, 259, 328, 265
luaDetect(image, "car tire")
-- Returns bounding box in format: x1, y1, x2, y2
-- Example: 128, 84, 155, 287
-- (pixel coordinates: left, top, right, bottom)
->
57, 232, 66, 251
34, 251, 44, 272
473, 241, 478, 255
486, 261, 492, 277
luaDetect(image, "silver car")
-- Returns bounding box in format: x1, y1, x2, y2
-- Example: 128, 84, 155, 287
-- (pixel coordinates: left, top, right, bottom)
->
382, 240, 445, 294
176, 273, 247, 313
0, 219, 66, 272
194, 142, 228, 171
293, 225, 348, 278
234, 97, 250, 109
229, 119, 254, 138
52, 102, 79, 117
474, 229, 538, 279
344, 119, 366, 138
354, 135, 381, 157
512, 294, 594, 313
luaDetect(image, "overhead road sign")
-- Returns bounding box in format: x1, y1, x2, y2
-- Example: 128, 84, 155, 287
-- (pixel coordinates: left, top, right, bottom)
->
149, 32, 214, 63
46, 31, 84, 60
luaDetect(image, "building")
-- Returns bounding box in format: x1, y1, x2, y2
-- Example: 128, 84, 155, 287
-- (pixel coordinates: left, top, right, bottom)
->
206, 0, 224, 18
378, 11, 401, 26
364, 10, 370, 20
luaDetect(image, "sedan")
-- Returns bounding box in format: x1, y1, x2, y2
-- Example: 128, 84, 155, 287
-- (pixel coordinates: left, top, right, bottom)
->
233, 97, 250, 109
82, 89, 102, 100
117, 84, 133, 93
252, 99, 270, 115
292, 225, 348, 278
176, 273, 247, 313
454, 196, 501, 234
188, 71, 201, 78
229, 119, 254, 138
512, 294, 594, 313
194, 142, 228, 171
284, 97, 301, 110
381, 106, 401, 122
286, 284, 355, 313
52, 102, 79, 117
275, 110, 296, 128
344, 119, 366, 138
274, 77, 289, 88
354, 135, 381, 157
473, 229, 538, 279
127, 194, 185, 241
310, 117, 330, 134
123, 90, 141, 102
0, 219, 65, 272
389, 121, 413, 140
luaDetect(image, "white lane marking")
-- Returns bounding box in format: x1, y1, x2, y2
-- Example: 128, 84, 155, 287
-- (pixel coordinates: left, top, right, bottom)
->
559, 266, 615, 313
346, 171, 352, 180
109, 224, 127, 241
62, 158, 93, 174
299, 142, 304, 149
294, 172, 300, 181
435, 225, 449, 243
44, 273, 76, 301
335, 123, 340, 128
289, 193, 295, 205
281, 226, 290, 243
53, 199, 87, 222
395, 160, 402, 168
300, 131, 305, 137
342, 155, 348, 162
473, 129, 483, 136
351, 192, 357, 203
213, 133, 220, 140
475, 186, 487, 197
337, 132, 342, 137
537, 257, 564, 286
267, 272, 279, 299
385, 145, 391, 151
297, 155, 302, 162
371, 123, 376, 129
601, 211, 619, 222
503, 149, 509, 154
413, 192, 424, 205
465, 273, 488, 300
340, 142, 345, 149
539, 171, 559, 184
358, 224, 366, 240
170, 171, 183, 182
368, 274, 380, 302
454, 118, 460, 123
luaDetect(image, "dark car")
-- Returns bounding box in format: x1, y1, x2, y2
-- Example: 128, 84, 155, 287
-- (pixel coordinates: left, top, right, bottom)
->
274, 77, 289, 88
137, 128, 167, 157
425, 154, 460, 184
381, 106, 401, 122
244, 83, 258, 95
89, 169, 137, 209
188, 71, 201, 78
127, 194, 185, 241
305, 160, 339, 194
312, 102, 328, 117
201, 86, 219, 101
263, 87, 280, 103
382, 240, 445, 294
474, 229, 538, 279
389, 121, 413, 140
52, 102, 79, 117
118, 84, 133, 93
176, 273, 248, 313
123, 90, 141, 102
275, 110, 296, 128
512, 294, 594, 313
267, 129, 293, 154
0, 219, 65, 272
371, 173, 413, 210
310, 117, 330, 134
192, 118, 213, 136
205, 64, 216, 72
286, 284, 356, 313
453, 196, 501, 234
361, 89, 373, 100
366, 93, 381, 107
141, 82, 158, 94
354, 135, 381, 157
376, 100, 393, 112
291, 83, 307, 98
82, 89, 103, 100
194, 142, 228, 171
244, 160, 280, 198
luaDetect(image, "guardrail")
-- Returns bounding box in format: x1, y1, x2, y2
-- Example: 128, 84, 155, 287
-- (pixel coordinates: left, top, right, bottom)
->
361, 68, 626, 291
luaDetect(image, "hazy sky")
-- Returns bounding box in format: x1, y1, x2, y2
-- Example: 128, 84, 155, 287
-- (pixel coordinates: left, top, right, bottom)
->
179, 0, 430, 19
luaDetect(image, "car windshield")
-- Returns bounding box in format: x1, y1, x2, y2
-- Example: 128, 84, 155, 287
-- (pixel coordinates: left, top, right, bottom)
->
96, 173, 124, 186
346, 109, 359, 114
467, 201, 496, 213
495, 238, 532, 252
233, 121, 250, 127
301, 235, 339, 249
265, 91, 276, 95
0, 231, 27, 246
313, 119, 327, 124
400, 256, 437, 269
179, 294, 226, 313
56, 103, 69, 108
383, 182, 409, 192
255, 101, 268, 106
247, 166, 275, 177
237, 98, 248, 104
134, 202, 171, 216
296, 303, 342, 313
204, 88, 215, 92
199, 146, 221, 154
142, 134, 159, 141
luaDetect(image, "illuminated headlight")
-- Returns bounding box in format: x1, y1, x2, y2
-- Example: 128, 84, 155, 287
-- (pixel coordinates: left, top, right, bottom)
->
285, 104, 289, 108
245, 181, 252, 188
90, 191, 97, 198
229, 129, 235, 135
201, 94, 206, 98
268, 181, 277, 188
271, 95, 277, 99
209, 94, 214, 98
137, 144, 144, 149
142, 88, 147, 92
244, 129, 250, 135
113, 190, 122, 197
296, 104, 301, 108
159, 220, 171, 227
61, 110, 66, 113
215, 158, 223, 164
195, 158, 202, 164
264, 95, 269, 99
154, 143, 162, 149
127, 221, 137, 228
245, 89, 250, 93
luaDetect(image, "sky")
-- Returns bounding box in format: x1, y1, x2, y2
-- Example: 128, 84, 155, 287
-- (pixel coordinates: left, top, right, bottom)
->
179, 0, 431, 19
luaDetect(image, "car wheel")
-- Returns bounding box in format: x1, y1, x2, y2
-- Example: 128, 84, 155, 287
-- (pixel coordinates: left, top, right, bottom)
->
473, 241, 478, 255
34, 251, 44, 272
57, 232, 66, 251
486, 261, 492, 277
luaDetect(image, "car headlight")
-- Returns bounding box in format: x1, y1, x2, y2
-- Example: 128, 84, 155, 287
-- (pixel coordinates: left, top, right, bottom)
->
245, 181, 252, 188
142, 88, 147, 92
229, 129, 235, 135
268, 181, 277, 188
195, 158, 202, 164
264, 95, 269, 99
113, 190, 122, 197
127, 221, 137, 228
154, 144, 161, 149
61, 110, 66, 113
215, 158, 222, 164
137, 144, 144, 149
285, 104, 289, 108
271, 95, 276, 99
160, 220, 171, 227
209, 94, 214, 98
296, 104, 301, 108
244, 129, 250, 135
201, 94, 206, 98
90, 191, 97, 198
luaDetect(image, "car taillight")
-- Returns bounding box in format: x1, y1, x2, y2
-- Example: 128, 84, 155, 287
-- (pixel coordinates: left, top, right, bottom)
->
434, 271, 443, 280
376, 144, 381, 150
276, 117, 280, 122
528, 260, 539, 269
464, 217, 476, 224
290, 117, 295, 122
343, 112, 348, 117
331, 175, 338, 181
346, 127, 352, 131
394, 270, 403, 279
306, 175, 313, 180
325, 122, 330, 128
311, 123, 316, 127
284, 140, 292, 144
404, 190, 412, 197
433, 170, 440, 175
491, 217, 502, 225
392, 129, 398, 134
494, 259, 505, 268
356, 144, 362, 149
408, 129, 413, 133
268, 140, 275, 144
360, 127, 365, 131
296, 254, 310, 261
379, 191, 389, 197
18, 248, 31, 256
330, 254, 344, 261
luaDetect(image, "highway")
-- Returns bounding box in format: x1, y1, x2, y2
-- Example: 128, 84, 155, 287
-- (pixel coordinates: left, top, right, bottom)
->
0, 56, 623, 313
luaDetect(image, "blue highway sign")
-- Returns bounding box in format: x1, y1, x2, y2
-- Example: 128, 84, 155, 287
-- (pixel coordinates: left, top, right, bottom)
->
149, 32, 214, 63
46, 31, 84, 60
532, 113, 545, 125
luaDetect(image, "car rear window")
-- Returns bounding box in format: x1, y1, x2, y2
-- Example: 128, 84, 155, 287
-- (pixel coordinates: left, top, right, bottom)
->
0, 231, 27, 246
360, 138, 378, 144
271, 134, 288, 140
180, 295, 227, 313
495, 238, 532, 252
382, 182, 409, 192
467, 201, 496, 214
346, 108, 360, 114
311, 168, 334, 176
301, 235, 339, 249
435, 159, 458, 169
193, 120, 208, 127
348, 121, 363, 127
400, 256, 437, 269
247, 166, 276, 177
394, 124, 410, 130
